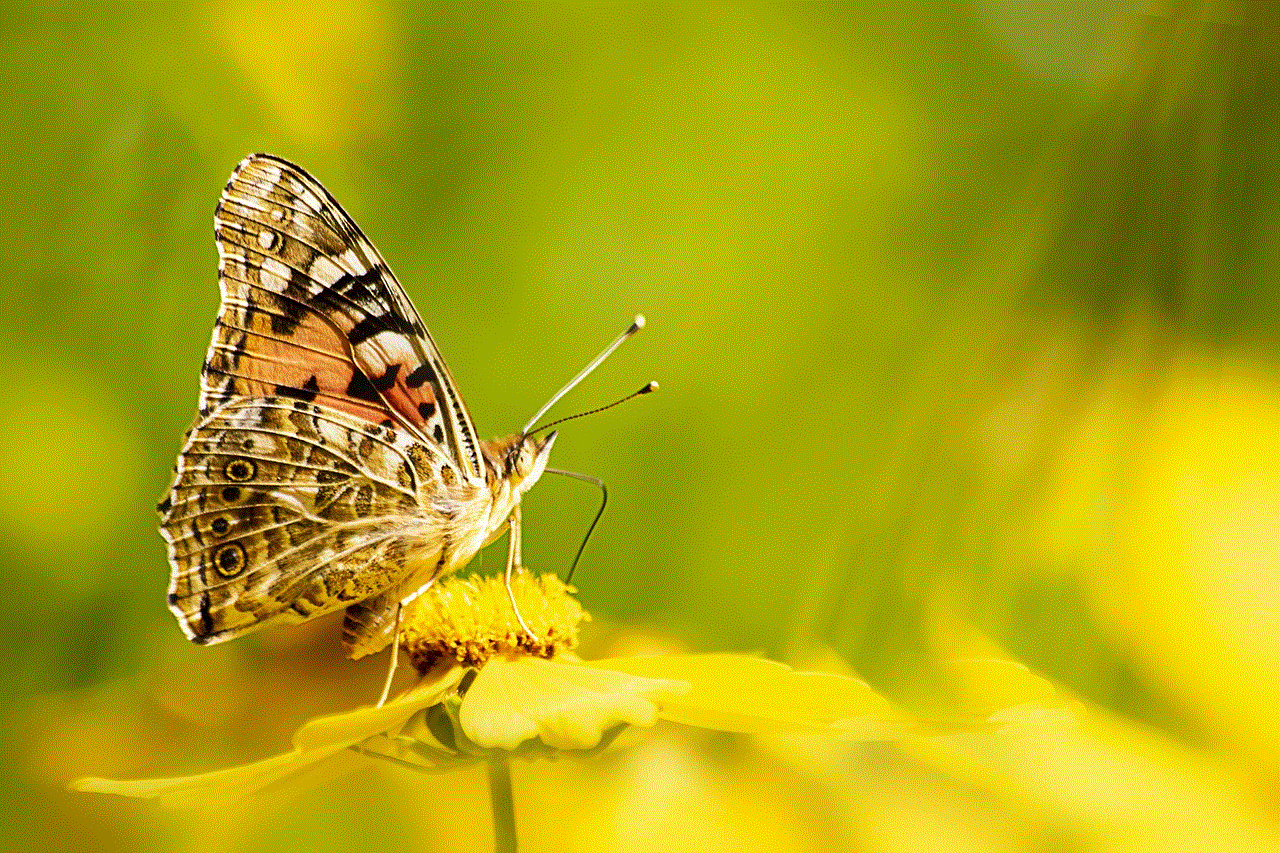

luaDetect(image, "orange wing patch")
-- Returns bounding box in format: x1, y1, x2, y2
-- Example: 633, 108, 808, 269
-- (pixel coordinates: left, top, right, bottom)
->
203, 303, 424, 427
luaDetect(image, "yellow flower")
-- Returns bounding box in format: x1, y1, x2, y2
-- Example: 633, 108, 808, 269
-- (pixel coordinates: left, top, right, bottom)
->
72, 572, 906, 807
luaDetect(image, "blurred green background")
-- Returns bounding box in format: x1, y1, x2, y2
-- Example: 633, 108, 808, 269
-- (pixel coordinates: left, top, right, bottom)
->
6, 3, 1280, 851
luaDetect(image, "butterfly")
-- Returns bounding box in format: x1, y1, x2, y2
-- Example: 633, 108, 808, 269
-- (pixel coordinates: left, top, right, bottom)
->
158, 154, 587, 663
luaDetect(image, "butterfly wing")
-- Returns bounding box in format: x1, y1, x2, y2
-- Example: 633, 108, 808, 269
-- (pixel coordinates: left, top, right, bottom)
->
162, 154, 491, 654
160, 397, 463, 648
204, 153, 484, 481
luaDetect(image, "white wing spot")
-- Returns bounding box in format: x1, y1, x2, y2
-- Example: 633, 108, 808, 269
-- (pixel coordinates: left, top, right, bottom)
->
260, 257, 292, 291
241, 195, 270, 215
215, 216, 245, 236
367, 335, 419, 367
258, 230, 277, 250
297, 189, 323, 213
218, 249, 247, 278
308, 255, 344, 286
339, 248, 368, 274
246, 177, 276, 196
270, 208, 286, 222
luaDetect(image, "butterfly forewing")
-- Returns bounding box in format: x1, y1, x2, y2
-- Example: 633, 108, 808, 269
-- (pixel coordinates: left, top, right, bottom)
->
205, 153, 483, 481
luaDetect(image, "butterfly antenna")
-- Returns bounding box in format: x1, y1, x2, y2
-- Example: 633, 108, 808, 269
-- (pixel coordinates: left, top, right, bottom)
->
545, 468, 607, 584
522, 315, 647, 435
527, 382, 657, 436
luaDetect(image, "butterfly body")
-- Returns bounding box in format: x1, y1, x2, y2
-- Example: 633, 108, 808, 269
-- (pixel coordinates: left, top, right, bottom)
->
160, 154, 555, 658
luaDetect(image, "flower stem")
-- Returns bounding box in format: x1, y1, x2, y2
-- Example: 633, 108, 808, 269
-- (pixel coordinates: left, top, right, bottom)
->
487, 757, 518, 853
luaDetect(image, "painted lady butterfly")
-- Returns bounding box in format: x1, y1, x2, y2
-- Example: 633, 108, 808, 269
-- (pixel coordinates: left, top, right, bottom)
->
158, 154, 631, 665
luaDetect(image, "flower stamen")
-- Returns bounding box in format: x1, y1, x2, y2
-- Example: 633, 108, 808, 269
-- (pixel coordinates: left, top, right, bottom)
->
399, 572, 588, 673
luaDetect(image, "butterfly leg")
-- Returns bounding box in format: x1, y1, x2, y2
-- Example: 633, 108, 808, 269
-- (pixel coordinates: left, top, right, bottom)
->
505, 504, 539, 640
376, 602, 403, 708
370, 574, 443, 707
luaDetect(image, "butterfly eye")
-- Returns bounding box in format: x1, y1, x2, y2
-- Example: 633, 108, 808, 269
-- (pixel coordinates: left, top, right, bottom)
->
212, 543, 246, 578
220, 486, 241, 503
211, 517, 230, 536
224, 459, 256, 482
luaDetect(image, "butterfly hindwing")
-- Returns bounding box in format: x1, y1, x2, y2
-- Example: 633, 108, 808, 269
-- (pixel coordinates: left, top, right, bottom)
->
160, 397, 465, 647
205, 153, 483, 481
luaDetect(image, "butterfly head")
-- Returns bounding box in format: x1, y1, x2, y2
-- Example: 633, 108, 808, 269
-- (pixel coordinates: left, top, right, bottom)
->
487, 430, 557, 496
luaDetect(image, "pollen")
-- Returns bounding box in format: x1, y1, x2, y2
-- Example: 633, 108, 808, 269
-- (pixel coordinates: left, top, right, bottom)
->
399, 572, 589, 673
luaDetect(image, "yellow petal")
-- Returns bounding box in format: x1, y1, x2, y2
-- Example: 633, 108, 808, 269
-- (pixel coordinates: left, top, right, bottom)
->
293, 664, 464, 750
72, 663, 463, 807
460, 656, 690, 751
588, 654, 907, 738
940, 657, 1064, 722
71, 746, 364, 809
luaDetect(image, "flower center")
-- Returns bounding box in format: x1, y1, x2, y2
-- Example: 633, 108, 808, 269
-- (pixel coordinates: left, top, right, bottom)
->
399, 572, 589, 672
